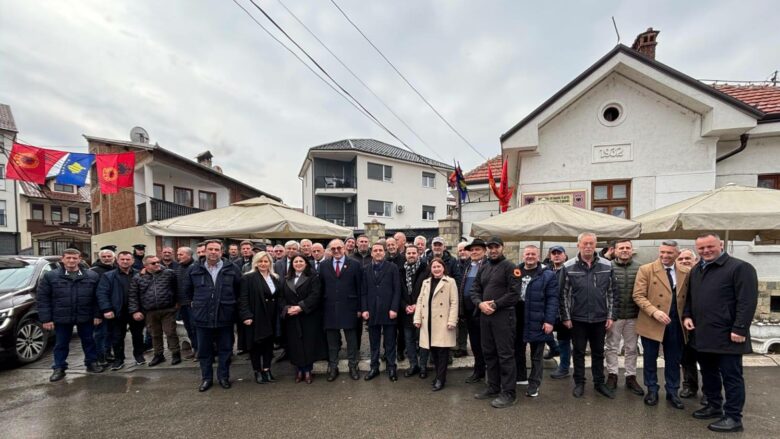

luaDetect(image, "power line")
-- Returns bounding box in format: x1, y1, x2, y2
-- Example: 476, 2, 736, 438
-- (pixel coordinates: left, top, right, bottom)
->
235, 0, 452, 179
328, 0, 488, 162
274, 0, 446, 163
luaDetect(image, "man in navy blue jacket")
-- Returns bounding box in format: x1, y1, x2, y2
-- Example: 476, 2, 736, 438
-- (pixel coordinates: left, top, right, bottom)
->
97, 251, 143, 370
38, 248, 104, 382
362, 242, 401, 382
181, 240, 242, 392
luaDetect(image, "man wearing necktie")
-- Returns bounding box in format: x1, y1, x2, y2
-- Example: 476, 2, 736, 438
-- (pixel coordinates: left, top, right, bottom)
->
633, 240, 689, 410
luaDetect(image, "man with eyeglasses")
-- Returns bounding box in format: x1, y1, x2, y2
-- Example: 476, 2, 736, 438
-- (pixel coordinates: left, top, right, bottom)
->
128, 254, 184, 367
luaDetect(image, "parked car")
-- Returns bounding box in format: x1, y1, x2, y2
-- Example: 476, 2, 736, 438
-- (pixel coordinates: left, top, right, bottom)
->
0, 256, 61, 364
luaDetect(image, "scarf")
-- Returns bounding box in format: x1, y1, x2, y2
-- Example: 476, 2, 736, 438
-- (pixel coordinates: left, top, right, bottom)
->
403, 259, 421, 294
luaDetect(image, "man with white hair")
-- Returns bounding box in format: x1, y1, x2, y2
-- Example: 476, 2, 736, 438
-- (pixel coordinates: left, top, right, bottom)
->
300, 239, 313, 260
414, 236, 427, 259
274, 240, 299, 278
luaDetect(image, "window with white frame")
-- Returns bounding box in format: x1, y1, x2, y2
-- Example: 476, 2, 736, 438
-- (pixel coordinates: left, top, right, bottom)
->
0, 200, 6, 226
422, 205, 435, 221
367, 162, 392, 181
422, 172, 435, 188
0, 164, 5, 190
368, 199, 392, 217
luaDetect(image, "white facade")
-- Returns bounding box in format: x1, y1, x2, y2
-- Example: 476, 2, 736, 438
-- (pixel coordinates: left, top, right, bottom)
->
500, 45, 780, 278
0, 128, 20, 253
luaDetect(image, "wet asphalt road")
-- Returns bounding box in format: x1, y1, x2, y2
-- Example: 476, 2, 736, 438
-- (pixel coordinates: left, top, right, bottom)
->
1, 354, 778, 438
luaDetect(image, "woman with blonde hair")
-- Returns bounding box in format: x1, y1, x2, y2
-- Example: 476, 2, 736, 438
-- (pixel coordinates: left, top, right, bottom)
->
239, 251, 282, 384
414, 258, 459, 391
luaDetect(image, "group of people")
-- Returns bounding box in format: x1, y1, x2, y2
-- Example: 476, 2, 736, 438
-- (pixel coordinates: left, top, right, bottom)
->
37, 230, 757, 433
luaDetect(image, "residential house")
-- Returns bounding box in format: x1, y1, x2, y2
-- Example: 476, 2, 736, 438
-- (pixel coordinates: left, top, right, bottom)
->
86, 129, 280, 258
299, 139, 453, 238
0, 104, 20, 254
458, 155, 502, 238
499, 28, 780, 318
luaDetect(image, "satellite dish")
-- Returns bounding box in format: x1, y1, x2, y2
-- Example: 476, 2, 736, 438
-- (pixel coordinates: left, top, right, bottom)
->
130, 126, 150, 143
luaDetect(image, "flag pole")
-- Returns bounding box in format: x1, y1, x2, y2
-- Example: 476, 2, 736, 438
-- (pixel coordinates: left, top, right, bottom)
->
454, 160, 463, 242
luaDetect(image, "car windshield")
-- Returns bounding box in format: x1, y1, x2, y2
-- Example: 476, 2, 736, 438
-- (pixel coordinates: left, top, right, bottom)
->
0, 262, 36, 292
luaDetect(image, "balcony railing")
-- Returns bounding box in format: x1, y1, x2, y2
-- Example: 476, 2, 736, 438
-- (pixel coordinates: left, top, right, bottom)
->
137, 198, 203, 225
27, 219, 91, 234
315, 213, 357, 228
314, 176, 357, 190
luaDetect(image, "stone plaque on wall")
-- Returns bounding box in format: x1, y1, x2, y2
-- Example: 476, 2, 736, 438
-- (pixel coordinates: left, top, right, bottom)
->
592, 143, 632, 163
522, 190, 587, 207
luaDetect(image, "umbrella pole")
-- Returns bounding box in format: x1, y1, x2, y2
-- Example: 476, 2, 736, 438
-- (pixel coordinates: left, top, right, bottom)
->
540, 240, 544, 259
725, 230, 731, 253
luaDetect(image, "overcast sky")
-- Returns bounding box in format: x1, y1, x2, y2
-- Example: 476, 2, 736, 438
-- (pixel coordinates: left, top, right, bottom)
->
2, 0, 776, 206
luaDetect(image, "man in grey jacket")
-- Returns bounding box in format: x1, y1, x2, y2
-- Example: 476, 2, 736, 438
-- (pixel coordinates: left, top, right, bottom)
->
559, 232, 618, 399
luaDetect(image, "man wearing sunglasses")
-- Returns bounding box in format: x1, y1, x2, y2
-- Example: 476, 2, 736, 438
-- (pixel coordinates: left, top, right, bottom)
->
128, 254, 185, 367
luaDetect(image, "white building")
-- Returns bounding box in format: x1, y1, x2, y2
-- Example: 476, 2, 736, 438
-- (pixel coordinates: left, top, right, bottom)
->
0, 104, 20, 254
458, 155, 502, 239
499, 29, 780, 283
299, 139, 453, 235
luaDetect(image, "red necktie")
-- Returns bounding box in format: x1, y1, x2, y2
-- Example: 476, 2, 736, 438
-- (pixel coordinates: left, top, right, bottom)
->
335, 259, 341, 277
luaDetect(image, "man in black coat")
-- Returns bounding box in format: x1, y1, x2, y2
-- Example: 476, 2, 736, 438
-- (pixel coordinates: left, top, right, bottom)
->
131, 244, 146, 270
181, 240, 243, 392
274, 240, 299, 278
471, 237, 520, 409
320, 239, 363, 381
684, 233, 758, 433
175, 247, 198, 359
399, 245, 428, 377
362, 242, 401, 382
90, 247, 117, 365
97, 251, 143, 370
38, 248, 104, 382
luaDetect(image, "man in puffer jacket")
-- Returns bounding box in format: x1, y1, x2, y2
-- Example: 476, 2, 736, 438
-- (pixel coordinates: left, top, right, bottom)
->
128, 254, 183, 367
38, 248, 104, 382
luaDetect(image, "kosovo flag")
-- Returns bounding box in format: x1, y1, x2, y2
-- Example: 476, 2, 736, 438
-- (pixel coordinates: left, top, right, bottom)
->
56, 153, 95, 186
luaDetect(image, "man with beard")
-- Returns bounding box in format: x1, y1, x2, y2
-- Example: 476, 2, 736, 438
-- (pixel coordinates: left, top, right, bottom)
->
160, 246, 179, 270
353, 235, 372, 268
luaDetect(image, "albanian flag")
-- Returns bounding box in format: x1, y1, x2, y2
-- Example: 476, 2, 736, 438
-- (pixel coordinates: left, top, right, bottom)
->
6, 143, 67, 184
96, 152, 135, 194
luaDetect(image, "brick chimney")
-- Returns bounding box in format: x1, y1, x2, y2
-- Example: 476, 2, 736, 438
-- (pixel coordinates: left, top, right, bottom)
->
196, 150, 213, 168
631, 27, 660, 59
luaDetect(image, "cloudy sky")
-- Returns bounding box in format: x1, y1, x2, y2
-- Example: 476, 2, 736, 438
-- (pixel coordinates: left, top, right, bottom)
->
2, 0, 776, 205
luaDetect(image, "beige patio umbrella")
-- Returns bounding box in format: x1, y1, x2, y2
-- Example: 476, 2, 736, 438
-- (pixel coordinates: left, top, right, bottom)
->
635, 184, 780, 242
470, 200, 641, 241
144, 196, 352, 239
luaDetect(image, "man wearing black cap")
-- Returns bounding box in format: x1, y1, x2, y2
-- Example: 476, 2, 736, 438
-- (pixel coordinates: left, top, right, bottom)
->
132, 244, 146, 270
471, 237, 520, 408
462, 238, 487, 383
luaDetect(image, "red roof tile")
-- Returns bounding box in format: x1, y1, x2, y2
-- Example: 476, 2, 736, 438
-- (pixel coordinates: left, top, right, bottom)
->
713, 85, 780, 116
19, 181, 90, 203
463, 155, 503, 183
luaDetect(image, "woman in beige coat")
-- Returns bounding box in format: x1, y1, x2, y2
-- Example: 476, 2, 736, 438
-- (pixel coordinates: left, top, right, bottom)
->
414, 258, 459, 391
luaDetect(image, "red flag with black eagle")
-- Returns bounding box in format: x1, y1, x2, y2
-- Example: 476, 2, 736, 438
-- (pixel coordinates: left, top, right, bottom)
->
6, 143, 67, 183
96, 152, 135, 194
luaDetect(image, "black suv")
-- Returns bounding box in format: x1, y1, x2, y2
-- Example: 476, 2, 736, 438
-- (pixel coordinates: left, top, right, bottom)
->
0, 256, 61, 364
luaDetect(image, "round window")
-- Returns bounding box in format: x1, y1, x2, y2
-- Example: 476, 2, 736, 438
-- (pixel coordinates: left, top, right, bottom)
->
603, 106, 620, 122
598, 102, 625, 126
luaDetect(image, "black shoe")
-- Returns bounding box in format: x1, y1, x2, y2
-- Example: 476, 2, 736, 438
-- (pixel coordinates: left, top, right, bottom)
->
595, 383, 615, 399
693, 406, 724, 420
171, 353, 182, 366
606, 373, 617, 391
550, 368, 569, 379
198, 380, 212, 392
110, 360, 125, 371
667, 393, 685, 410
707, 417, 743, 433
679, 387, 697, 399
105, 353, 115, 363
474, 388, 500, 400
526, 387, 539, 397
625, 376, 645, 396
260, 370, 271, 383
86, 363, 105, 373
349, 366, 360, 380
97, 354, 107, 366
364, 368, 380, 381
404, 366, 421, 378
266, 370, 276, 382
49, 368, 66, 382
255, 371, 264, 384
134, 355, 146, 366
419, 370, 428, 379
432, 379, 444, 391
543, 349, 560, 360
572, 383, 584, 398
388, 368, 398, 382
465, 372, 484, 384
327, 367, 339, 382
218, 379, 231, 389
490, 394, 516, 409
148, 354, 165, 367
644, 391, 659, 406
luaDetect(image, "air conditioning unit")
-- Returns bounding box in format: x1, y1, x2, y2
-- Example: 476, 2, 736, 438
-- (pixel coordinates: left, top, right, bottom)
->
396, 205, 405, 213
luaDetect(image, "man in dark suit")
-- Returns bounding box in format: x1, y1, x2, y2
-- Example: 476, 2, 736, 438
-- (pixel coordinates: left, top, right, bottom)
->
274, 240, 299, 279
310, 243, 326, 271
320, 239, 363, 381
362, 242, 401, 382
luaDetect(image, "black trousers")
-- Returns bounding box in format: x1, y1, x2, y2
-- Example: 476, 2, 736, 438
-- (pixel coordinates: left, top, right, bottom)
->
698, 352, 746, 421
368, 324, 396, 370
681, 341, 700, 391
571, 320, 606, 385
249, 338, 274, 371
528, 341, 545, 390
326, 328, 359, 368
514, 302, 527, 381
110, 314, 145, 362
480, 308, 516, 397
465, 308, 484, 375
430, 347, 449, 383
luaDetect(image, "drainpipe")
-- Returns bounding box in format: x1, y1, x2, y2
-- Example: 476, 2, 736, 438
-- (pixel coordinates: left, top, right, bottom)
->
716, 133, 749, 163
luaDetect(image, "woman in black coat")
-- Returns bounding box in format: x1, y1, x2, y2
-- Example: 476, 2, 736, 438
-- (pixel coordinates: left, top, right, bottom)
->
280, 255, 327, 384
239, 251, 282, 384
